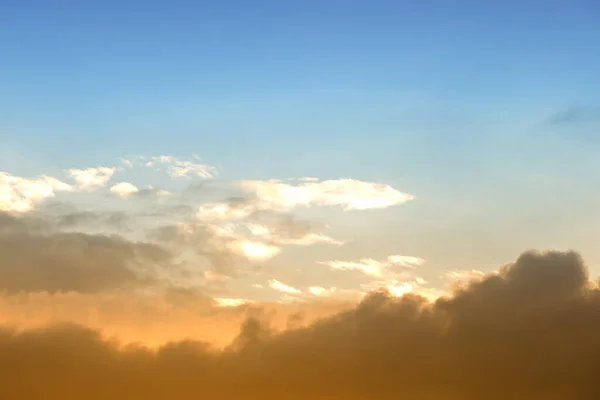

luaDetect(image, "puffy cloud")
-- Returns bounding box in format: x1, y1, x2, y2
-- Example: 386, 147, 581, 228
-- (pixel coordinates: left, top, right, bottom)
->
66, 167, 115, 190
109, 182, 139, 198
0, 251, 599, 398
0, 172, 73, 213
238, 178, 414, 211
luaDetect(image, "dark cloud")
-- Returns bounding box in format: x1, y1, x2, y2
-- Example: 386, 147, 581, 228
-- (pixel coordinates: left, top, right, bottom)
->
0, 212, 175, 293
0, 250, 599, 399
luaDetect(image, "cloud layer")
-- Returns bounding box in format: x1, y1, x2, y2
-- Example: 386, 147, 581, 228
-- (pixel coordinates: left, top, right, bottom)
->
6, 154, 596, 398
0, 213, 174, 293
0, 250, 599, 399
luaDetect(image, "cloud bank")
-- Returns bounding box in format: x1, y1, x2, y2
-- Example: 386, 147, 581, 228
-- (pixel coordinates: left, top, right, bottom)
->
0, 250, 598, 399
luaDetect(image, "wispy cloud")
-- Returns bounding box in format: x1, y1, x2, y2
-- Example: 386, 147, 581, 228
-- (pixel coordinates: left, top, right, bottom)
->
548, 106, 600, 125
122, 155, 217, 179
269, 279, 302, 294
320, 254, 424, 279
238, 178, 414, 211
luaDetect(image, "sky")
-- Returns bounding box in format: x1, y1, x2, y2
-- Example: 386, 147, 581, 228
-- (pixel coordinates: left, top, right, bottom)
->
1, 1, 600, 398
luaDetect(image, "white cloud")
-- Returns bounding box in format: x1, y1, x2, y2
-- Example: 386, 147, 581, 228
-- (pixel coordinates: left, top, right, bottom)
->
320, 254, 425, 279
320, 258, 388, 278
196, 202, 253, 221
309, 286, 337, 297
361, 281, 414, 297
109, 182, 139, 198
277, 233, 343, 246
442, 269, 486, 282
238, 178, 414, 211
245, 223, 343, 246
0, 172, 73, 213
213, 297, 252, 307
319, 255, 425, 299
66, 167, 115, 190
189, 213, 342, 265
0, 155, 422, 303
235, 240, 281, 260
387, 255, 425, 267
269, 279, 302, 294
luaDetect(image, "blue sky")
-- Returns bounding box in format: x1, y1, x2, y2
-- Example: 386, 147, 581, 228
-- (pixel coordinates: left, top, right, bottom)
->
1, 0, 600, 293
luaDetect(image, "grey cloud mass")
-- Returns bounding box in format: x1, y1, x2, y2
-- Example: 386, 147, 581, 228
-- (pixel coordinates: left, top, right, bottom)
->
0, 250, 599, 399
0, 213, 175, 293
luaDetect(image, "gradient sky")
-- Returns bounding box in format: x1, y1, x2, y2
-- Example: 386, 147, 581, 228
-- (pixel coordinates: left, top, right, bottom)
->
2, 0, 600, 302
5, 4, 600, 398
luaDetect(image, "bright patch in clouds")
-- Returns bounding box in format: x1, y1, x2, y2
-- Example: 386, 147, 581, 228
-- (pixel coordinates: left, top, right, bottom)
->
197, 202, 253, 221
237, 240, 281, 260
110, 182, 139, 198
320, 255, 428, 300
213, 297, 252, 307
66, 167, 115, 190
309, 286, 337, 297
0, 172, 73, 213
269, 279, 302, 294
